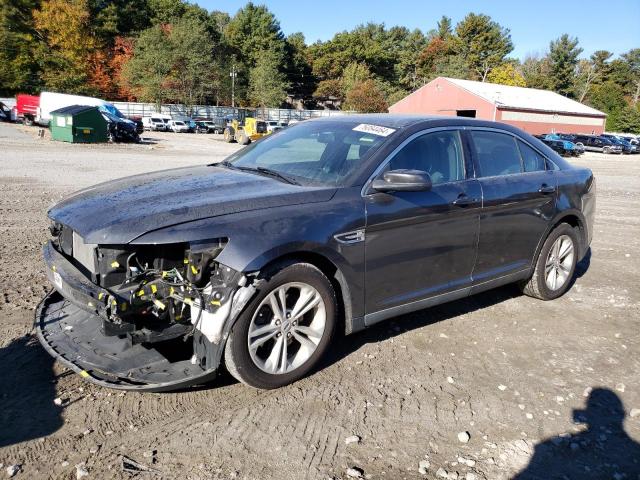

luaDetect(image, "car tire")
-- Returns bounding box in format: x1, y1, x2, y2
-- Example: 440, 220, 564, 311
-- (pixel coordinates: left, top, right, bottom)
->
238, 131, 250, 145
224, 127, 234, 143
521, 223, 579, 300
224, 262, 337, 389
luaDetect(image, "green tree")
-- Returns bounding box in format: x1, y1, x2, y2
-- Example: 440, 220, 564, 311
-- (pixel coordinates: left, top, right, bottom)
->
586, 81, 626, 113
621, 49, 640, 104
607, 105, 640, 133
573, 59, 598, 102
223, 2, 286, 104
123, 16, 219, 109
249, 50, 289, 107
520, 54, 553, 90
487, 62, 526, 86
436, 15, 453, 40
341, 62, 372, 95
590, 50, 613, 82
284, 32, 316, 101
87, 0, 151, 41
548, 34, 582, 97
0, 0, 40, 95
343, 79, 388, 112
455, 13, 513, 81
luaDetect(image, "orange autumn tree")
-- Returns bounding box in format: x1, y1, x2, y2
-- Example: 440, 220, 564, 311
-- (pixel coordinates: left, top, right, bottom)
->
109, 37, 136, 101
87, 36, 137, 100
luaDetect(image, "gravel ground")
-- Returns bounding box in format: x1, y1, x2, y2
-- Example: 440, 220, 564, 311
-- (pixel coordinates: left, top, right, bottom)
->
0, 122, 638, 480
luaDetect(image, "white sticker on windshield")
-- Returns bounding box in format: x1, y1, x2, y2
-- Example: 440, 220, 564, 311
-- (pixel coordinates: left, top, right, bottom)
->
353, 123, 396, 137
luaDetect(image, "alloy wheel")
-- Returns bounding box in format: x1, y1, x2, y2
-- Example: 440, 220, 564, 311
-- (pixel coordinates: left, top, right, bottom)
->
544, 234, 575, 291
247, 282, 326, 375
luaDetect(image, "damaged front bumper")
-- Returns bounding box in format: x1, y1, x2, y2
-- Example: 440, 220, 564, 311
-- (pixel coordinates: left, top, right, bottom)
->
35, 241, 256, 391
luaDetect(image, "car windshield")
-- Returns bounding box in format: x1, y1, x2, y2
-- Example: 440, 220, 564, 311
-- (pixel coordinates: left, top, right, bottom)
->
222, 121, 393, 186
175, 121, 185, 125
99, 104, 125, 118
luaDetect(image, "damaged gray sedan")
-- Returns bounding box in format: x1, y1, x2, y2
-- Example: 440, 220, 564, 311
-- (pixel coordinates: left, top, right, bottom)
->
37, 115, 595, 391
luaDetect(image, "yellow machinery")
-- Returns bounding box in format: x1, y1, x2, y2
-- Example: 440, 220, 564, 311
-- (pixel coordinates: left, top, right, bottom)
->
223, 117, 269, 145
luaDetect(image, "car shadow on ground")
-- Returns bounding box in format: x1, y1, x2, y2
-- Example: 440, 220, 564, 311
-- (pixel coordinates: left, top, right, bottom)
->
320, 282, 523, 374
0, 333, 64, 449
513, 388, 640, 479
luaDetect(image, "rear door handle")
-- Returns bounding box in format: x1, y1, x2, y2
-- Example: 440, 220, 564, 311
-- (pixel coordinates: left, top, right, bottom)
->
538, 184, 556, 194
451, 195, 479, 206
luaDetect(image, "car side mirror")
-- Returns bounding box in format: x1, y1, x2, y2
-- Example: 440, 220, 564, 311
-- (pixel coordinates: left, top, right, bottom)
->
371, 169, 432, 192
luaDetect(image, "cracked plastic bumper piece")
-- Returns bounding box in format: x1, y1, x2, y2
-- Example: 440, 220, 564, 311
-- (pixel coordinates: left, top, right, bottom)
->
35, 290, 220, 391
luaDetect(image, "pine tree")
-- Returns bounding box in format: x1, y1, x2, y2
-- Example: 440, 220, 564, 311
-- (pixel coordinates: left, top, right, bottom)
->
548, 34, 583, 97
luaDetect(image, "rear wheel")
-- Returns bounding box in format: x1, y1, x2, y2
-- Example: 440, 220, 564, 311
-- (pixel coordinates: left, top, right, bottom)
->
224, 263, 336, 389
521, 223, 579, 300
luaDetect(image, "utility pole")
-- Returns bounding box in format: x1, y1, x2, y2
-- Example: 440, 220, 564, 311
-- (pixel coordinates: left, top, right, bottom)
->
230, 65, 237, 107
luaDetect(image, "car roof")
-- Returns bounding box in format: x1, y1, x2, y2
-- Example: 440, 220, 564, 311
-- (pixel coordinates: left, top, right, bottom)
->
309, 113, 532, 131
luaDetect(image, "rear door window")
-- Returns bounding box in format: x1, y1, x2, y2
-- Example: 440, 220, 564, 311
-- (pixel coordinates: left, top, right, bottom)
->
469, 131, 523, 177
517, 140, 546, 172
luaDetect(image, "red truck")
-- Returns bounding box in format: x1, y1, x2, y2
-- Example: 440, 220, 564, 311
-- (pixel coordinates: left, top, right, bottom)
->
16, 94, 40, 125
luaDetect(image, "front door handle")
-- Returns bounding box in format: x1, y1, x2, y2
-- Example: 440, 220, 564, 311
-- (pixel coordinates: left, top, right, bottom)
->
451, 195, 479, 207
538, 184, 556, 194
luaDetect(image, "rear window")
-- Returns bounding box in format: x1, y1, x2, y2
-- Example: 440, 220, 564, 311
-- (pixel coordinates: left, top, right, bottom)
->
517, 140, 546, 172
469, 131, 522, 177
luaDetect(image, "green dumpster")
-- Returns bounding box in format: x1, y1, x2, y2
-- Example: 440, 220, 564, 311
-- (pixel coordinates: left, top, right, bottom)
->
49, 105, 108, 143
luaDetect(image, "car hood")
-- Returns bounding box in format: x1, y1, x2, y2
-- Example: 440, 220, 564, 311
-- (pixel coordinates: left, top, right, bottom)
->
48, 165, 336, 244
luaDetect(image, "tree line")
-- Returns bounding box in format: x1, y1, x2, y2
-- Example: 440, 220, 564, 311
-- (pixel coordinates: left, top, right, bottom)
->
1, 0, 639, 132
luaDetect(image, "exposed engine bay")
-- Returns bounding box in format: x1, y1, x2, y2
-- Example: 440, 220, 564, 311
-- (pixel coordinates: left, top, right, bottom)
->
37, 223, 259, 390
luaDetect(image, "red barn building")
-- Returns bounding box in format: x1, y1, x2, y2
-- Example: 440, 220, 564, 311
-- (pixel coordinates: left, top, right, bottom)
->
389, 77, 606, 135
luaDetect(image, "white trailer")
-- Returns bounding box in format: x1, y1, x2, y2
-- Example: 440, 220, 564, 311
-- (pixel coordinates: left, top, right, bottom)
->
36, 92, 133, 127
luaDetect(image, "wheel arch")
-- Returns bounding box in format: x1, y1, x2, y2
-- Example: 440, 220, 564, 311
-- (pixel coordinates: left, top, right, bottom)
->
255, 251, 353, 337
533, 210, 588, 267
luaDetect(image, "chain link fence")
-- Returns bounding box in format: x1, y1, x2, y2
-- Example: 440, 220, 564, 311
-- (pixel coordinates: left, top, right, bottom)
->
111, 102, 354, 121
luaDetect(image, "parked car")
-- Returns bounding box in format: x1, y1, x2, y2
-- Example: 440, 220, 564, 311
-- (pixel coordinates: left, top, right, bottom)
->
266, 120, 283, 133
0, 102, 11, 122
167, 120, 189, 133
601, 134, 636, 154
128, 116, 144, 134
555, 134, 586, 155
100, 111, 140, 143
540, 138, 572, 156
194, 121, 211, 133
36, 115, 596, 391
543, 134, 579, 156
572, 134, 623, 154
142, 117, 166, 131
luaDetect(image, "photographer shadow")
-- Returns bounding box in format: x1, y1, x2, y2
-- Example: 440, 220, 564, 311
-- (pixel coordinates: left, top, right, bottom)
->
514, 388, 640, 479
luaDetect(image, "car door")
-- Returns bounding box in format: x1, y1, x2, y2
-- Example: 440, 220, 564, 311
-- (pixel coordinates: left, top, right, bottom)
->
364, 128, 481, 320
467, 129, 557, 285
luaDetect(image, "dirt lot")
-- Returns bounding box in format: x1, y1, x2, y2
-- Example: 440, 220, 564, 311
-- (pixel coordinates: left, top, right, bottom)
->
0, 122, 639, 480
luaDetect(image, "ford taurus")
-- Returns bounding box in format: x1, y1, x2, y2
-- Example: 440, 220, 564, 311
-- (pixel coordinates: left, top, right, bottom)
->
36, 115, 596, 391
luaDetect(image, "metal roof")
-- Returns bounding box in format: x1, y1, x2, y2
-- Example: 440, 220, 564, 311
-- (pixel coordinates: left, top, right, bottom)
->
442, 77, 606, 117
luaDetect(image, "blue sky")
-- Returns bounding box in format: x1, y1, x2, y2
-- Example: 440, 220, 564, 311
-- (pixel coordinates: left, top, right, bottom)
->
195, 0, 639, 59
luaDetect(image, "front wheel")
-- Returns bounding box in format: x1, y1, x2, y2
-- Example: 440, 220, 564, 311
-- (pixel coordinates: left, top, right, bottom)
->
224, 263, 336, 389
521, 223, 579, 300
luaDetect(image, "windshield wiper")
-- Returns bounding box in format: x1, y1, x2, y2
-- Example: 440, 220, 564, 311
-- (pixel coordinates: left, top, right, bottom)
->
212, 161, 300, 185
253, 166, 300, 185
